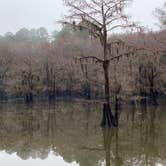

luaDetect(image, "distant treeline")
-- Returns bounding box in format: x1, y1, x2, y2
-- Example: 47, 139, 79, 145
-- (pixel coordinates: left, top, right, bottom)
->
0, 27, 165, 103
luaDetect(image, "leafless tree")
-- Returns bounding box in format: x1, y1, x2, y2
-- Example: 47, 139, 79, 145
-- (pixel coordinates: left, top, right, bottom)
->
62, 0, 143, 127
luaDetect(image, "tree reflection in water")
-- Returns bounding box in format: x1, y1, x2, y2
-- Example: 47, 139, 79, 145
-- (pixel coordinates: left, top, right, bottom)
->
103, 128, 123, 166
0, 101, 165, 166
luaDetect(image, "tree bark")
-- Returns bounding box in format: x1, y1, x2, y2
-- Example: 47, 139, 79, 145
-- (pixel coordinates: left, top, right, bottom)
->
101, 103, 117, 127
25, 92, 33, 103
149, 86, 158, 105
101, 14, 116, 127
103, 60, 110, 105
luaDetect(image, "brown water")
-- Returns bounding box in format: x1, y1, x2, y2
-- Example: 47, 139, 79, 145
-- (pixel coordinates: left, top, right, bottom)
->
0, 101, 165, 166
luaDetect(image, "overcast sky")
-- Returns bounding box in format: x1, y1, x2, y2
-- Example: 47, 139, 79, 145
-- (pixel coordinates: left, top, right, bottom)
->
0, 0, 165, 35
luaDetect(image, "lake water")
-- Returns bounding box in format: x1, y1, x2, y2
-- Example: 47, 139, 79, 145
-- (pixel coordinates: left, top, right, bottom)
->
0, 101, 165, 166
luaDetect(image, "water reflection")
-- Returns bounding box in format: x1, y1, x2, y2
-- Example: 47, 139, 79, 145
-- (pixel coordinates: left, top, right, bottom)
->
102, 128, 123, 166
0, 151, 78, 166
0, 101, 165, 166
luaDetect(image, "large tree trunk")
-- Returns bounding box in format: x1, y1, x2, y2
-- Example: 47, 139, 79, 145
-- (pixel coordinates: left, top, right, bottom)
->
101, 17, 118, 127
101, 61, 117, 127
25, 92, 33, 103
103, 60, 110, 105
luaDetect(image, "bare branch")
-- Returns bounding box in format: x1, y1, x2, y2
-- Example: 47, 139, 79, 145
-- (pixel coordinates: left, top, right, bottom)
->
107, 23, 136, 31
65, 1, 102, 26
75, 55, 104, 63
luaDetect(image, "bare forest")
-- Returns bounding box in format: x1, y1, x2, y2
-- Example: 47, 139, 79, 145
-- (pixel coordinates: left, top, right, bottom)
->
0, 27, 165, 100
0, 1, 165, 114
0, 3, 166, 165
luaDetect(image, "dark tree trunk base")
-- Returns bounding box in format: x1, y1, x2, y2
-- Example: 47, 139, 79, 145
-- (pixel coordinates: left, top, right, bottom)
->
149, 90, 158, 106
25, 93, 33, 103
101, 103, 118, 128
48, 92, 56, 101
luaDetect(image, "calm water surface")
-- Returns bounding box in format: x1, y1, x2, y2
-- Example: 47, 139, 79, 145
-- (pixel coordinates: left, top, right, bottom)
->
0, 101, 165, 166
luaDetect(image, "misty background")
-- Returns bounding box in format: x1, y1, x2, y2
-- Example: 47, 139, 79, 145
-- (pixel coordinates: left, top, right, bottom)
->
0, 0, 165, 34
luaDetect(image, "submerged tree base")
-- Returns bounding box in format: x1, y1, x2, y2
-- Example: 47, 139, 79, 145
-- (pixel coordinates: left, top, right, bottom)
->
25, 94, 33, 103
149, 91, 158, 106
101, 103, 118, 128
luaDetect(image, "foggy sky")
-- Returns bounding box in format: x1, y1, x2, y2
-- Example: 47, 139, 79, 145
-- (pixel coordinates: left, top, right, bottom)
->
0, 0, 165, 35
